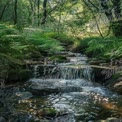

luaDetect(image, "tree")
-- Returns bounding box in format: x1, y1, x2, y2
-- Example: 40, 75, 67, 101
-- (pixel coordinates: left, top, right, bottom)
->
100, 0, 122, 37
37, 0, 40, 26
41, 0, 47, 25
83, 0, 122, 37
14, 0, 18, 25
0, 0, 9, 21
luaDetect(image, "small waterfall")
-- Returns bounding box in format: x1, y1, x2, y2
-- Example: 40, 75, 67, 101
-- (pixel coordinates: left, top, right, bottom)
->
47, 66, 93, 80
33, 65, 40, 78
31, 54, 94, 81
26, 52, 122, 122
29, 53, 95, 94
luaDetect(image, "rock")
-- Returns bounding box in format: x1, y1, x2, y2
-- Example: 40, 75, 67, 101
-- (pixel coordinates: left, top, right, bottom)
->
97, 117, 119, 122
26, 79, 83, 95
93, 68, 106, 83
7, 69, 32, 83
97, 120, 106, 122
37, 108, 58, 117
15, 91, 33, 100
106, 117, 118, 122
105, 72, 122, 94
112, 81, 122, 94
0, 117, 6, 122
89, 60, 106, 65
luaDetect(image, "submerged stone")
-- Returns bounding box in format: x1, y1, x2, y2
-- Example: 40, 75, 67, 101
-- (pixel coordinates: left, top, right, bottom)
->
26, 79, 89, 95
0, 117, 6, 122
15, 91, 33, 100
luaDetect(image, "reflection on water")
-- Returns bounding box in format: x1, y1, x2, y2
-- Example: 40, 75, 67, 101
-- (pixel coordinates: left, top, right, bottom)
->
15, 87, 122, 122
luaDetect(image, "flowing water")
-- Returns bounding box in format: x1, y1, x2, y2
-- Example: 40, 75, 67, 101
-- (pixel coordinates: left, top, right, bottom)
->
25, 53, 122, 121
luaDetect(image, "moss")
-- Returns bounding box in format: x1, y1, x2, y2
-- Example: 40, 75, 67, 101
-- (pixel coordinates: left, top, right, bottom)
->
41, 108, 57, 117
49, 55, 67, 63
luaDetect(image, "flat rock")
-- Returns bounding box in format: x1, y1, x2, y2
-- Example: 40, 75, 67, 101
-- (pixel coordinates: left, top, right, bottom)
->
26, 79, 83, 95
15, 91, 33, 100
112, 81, 122, 94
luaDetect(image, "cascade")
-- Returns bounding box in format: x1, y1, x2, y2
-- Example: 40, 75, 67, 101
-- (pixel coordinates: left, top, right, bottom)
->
27, 52, 121, 122
32, 54, 94, 81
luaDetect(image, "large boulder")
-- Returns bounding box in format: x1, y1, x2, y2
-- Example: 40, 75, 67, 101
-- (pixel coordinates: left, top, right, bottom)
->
8, 69, 32, 83
15, 91, 33, 100
104, 72, 122, 94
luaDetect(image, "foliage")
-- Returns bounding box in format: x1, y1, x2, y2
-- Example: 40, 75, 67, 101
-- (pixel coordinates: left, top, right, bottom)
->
42, 32, 74, 45
72, 37, 93, 52
0, 24, 64, 63
25, 31, 64, 54
0, 23, 64, 82
0, 23, 26, 64
85, 37, 122, 60
110, 20, 122, 37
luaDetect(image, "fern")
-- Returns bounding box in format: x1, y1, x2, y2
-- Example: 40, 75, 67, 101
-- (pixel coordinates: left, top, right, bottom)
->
0, 53, 25, 65
26, 31, 64, 53
85, 36, 122, 59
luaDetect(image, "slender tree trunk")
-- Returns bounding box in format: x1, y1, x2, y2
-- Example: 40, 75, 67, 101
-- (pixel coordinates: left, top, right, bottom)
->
112, 0, 121, 19
41, 0, 47, 25
100, 0, 113, 21
14, 0, 18, 25
37, 0, 40, 26
0, 0, 9, 21
29, 0, 36, 26
111, 0, 122, 37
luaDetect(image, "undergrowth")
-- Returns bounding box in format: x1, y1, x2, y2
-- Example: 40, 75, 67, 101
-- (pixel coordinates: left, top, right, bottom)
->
86, 37, 122, 60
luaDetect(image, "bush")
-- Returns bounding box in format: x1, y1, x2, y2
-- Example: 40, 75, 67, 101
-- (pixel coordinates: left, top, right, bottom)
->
85, 36, 122, 60
43, 32, 74, 46
25, 31, 64, 54
110, 20, 122, 37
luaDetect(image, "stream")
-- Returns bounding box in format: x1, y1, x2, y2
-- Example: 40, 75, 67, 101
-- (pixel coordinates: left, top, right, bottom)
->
0, 52, 122, 122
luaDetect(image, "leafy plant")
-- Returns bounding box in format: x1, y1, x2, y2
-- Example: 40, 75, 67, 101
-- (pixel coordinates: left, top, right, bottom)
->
85, 36, 122, 59
25, 31, 64, 54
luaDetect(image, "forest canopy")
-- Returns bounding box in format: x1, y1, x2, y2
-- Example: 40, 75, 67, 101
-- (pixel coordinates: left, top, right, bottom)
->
0, 0, 121, 36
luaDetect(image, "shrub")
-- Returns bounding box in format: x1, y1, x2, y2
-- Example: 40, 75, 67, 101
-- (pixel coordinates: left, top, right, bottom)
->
25, 31, 64, 54
85, 36, 122, 60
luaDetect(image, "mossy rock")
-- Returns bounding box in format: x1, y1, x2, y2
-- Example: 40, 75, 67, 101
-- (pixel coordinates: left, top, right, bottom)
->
49, 55, 67, 63
8, 69, 32, 82
105, 71, 122, 94
40, 108, 57, 117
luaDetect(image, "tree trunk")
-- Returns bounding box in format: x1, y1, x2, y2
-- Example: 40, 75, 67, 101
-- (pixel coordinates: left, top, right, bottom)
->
110, 20, 122, 37
112, 0, 121, 19
37, 0, 40, 26
41, 0, 47, 25
29, 0, 37, 26
100, 0, 122, 37
0, 0, 9, 21
14, 0, 18, 25
110, 0, 122, 37
100, 0, 113, 21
